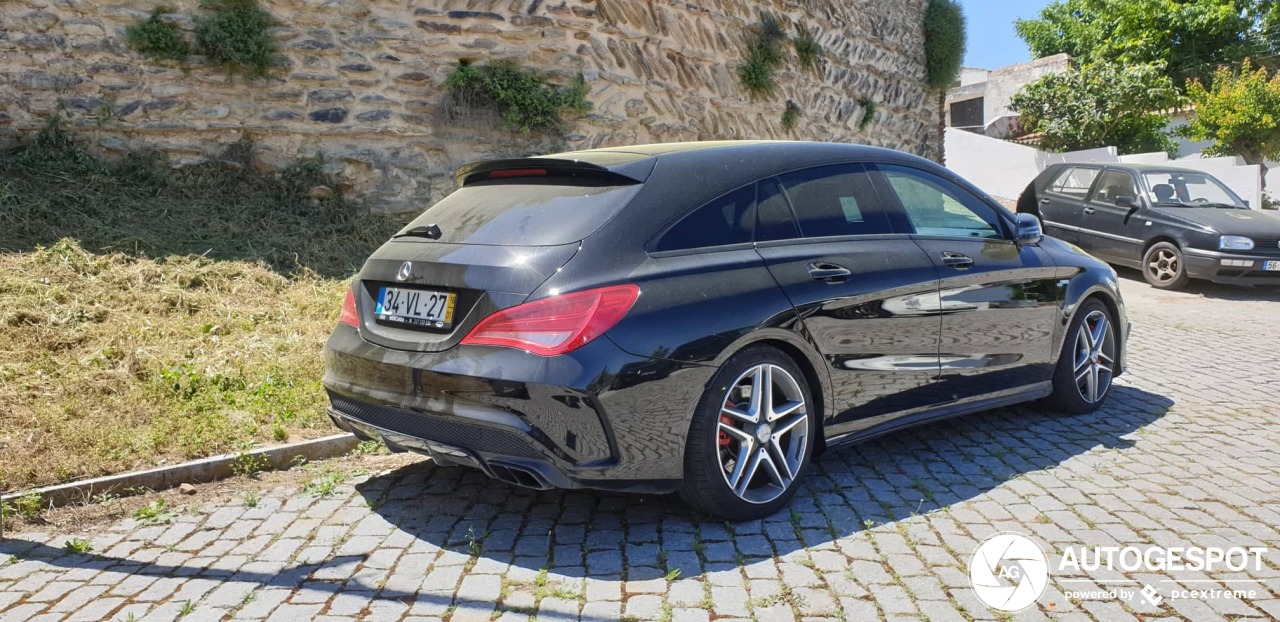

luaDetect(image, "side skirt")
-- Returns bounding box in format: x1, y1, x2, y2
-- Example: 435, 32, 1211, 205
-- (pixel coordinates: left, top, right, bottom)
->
824, 382, 1053, 449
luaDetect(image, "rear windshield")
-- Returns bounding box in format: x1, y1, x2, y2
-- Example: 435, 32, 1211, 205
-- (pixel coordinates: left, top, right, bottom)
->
397, 179, 642, 246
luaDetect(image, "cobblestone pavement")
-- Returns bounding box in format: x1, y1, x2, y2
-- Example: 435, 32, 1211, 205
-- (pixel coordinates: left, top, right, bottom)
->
3, 273, 1280, 622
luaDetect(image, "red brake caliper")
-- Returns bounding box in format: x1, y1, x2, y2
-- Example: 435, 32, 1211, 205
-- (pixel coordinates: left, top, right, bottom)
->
718, 401, 736, 446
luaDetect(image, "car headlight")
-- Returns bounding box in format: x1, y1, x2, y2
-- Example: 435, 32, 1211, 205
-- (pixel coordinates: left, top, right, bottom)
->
1219, 235, 1255, 251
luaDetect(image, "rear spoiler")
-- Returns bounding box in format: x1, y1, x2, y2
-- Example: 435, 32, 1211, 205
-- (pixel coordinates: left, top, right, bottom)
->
455, 152, 657, 187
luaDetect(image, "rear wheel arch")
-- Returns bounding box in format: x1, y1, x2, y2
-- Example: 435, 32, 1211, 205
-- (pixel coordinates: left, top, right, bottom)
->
705, 335, 829, 453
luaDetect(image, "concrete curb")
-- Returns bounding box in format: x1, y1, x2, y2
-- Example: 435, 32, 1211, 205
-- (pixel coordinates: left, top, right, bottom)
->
1, 433, 359, 510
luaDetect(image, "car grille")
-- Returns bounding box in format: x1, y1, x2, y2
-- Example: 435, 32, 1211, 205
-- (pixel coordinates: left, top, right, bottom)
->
327, 392, 544, 459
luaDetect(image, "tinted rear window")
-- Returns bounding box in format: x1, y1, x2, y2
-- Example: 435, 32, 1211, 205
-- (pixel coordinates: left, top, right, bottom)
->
653, 185, 756, 252
397, 179, 641, 246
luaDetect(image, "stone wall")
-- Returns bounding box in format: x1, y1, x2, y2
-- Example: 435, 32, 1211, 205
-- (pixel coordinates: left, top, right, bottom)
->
0, 0, 940, 212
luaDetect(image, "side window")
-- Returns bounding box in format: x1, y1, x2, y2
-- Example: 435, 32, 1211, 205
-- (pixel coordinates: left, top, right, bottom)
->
1048, 167, 1099, 198
755, 177, 800, 242
777, 164, 894, 238
878, 165, 1004, 240
1091, 170, 1139, 204
653, 185, 755, 252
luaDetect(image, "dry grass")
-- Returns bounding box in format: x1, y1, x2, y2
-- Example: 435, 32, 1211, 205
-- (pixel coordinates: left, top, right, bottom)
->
0, 119, 406, 492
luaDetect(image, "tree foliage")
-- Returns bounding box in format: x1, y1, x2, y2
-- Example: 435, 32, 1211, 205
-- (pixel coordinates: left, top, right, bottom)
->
923, 0, 967, 89
1009, 62, 1182, 155
1015, 0, 1278, 87
1183, 60, 1280, 186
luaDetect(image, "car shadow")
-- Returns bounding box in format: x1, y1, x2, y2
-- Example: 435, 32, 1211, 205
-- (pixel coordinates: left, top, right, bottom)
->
0, 386, 1171, 606
1115, 267, 1280, 301
347, 384, 1173, 582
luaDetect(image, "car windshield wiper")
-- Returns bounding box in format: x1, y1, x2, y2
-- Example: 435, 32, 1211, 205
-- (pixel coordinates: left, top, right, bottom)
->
392, 224, 443, 240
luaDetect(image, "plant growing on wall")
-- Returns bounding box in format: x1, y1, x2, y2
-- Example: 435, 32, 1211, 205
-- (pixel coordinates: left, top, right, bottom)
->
793, 25, 822, 72
194, 0, 282, 79
738, 12, 787, 99
782, 101, 802, 131
858, 98, 877, 130
444, 61, 591, 134
125, 7, 190, 63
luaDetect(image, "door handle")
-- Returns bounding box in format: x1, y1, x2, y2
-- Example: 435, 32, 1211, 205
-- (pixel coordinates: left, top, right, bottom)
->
940, 252, 973, 270
1039, 198, 1050, 204
1083, 207, 1097, 215
807, 262, 851, 282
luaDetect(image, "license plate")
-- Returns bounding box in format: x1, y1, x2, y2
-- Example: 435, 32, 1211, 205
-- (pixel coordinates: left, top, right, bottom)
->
375, 286, 456, 328
1266, 261, 1280, 272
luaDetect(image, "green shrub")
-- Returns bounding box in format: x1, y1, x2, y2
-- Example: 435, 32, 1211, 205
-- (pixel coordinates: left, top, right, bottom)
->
738, 12, 788, 99
793, 25, 822, 72
782, 100, 802, 131
858, 97, 877, 130
126, 7, 190, 63
923, 0, 966, 89
1263, 193, 1278, 210
194, 0, 281, 79
443, 61, 591, 133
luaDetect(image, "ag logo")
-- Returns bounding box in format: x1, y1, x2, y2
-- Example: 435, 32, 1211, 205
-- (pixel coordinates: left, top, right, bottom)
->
969, 532, 1049, 612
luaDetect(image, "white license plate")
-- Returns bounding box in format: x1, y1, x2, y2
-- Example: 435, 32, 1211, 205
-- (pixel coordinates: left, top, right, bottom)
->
375, 286, 456, 328
1265, 261, 1280, 272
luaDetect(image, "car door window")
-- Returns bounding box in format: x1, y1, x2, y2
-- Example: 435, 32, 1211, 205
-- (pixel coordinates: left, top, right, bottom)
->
653, 185, 755, 252
878, 165, 1004, 239
755, 177, 801, 242
1091, 170, 1139, 204
776, 164, 894, 238
1047, 167, 1099, 199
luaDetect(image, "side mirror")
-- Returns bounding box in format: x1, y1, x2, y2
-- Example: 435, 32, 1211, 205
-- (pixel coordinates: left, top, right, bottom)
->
1116, 196, 1138, 209
1014, 213, 1042, 245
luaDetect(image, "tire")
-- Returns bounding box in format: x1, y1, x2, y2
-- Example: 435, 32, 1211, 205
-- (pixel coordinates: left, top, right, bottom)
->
1142, 241, 1191, 290
678, 345, 816, 520
1045, 299, 1118, 414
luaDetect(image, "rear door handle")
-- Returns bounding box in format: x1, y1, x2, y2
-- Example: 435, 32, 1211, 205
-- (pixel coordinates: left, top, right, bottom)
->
940, 252, 973, 270
807, 262, 851, 282
1039, 198, 1050, 204
1083, 207, 1097, 215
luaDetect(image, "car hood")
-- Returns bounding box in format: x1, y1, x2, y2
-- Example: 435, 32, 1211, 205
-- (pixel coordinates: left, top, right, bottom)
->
1155, 207, 1280, 235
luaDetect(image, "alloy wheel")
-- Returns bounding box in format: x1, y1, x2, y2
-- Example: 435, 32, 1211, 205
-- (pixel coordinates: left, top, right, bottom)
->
716, 364, 809, 504
1146, 248, 1180, 283
1073, 310, 1115, 403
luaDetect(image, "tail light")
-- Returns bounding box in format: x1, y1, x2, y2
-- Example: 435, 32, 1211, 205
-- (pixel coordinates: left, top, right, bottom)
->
338, 287, 359, 328
461, 284, 640, 356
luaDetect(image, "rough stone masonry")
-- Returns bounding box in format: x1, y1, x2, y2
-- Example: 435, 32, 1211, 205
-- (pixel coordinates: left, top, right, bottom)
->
0, 0, 940, 212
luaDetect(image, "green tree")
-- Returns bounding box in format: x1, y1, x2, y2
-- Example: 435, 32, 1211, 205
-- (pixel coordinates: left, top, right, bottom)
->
1009, 62, 1183, 155
1015, 0, 1275, 86
1183, 60, 1280, 189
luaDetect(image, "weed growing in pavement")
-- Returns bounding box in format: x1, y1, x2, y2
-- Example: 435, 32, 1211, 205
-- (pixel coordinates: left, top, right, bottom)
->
242, 490, 260, 508
63, 538, 93, 554
230, 442, 270, 479
300, 464, 348, 497
133, 498, 174, 525
177, 601, 196, 617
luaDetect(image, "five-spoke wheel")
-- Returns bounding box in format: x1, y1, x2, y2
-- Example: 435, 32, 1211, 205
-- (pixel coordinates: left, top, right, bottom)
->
716, 363, 810, 505
680, 346, 815, 520
1047, 299, 1118, 414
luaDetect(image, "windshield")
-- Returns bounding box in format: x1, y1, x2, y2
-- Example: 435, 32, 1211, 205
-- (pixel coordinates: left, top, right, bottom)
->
1142, 171, 1247, 208
396, 179, 642, 246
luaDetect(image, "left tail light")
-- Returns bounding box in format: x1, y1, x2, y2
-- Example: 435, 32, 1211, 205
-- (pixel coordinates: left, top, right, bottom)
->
338, 287, 359, 328
461, 284, 640, 356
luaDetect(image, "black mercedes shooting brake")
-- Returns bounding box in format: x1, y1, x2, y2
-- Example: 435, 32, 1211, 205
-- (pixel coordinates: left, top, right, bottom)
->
1018, 162, 1280, 289
324, 141, 1129, 520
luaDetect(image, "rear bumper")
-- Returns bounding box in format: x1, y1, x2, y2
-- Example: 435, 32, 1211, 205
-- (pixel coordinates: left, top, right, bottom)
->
322, 325, 714, 493
1183, 249, 1280, 285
